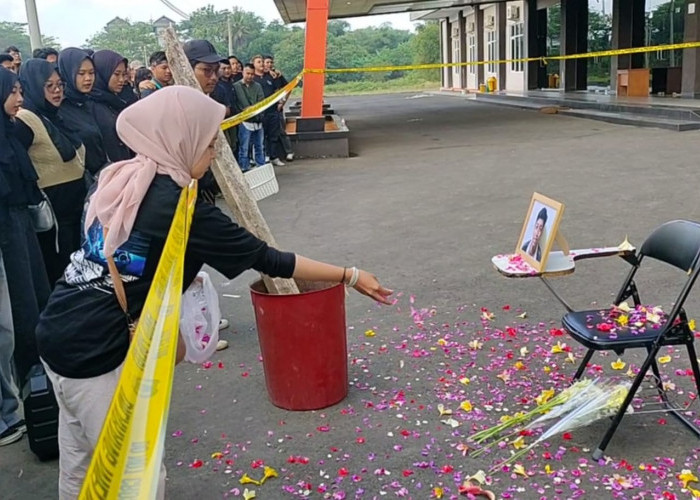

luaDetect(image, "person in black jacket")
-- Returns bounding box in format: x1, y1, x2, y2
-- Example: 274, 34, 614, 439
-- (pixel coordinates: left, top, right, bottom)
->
90, 49, 135, 162
57, 48, 107, 178
36, 85, 392, 497
16, 59, 88, 285
0, 68, 51, 401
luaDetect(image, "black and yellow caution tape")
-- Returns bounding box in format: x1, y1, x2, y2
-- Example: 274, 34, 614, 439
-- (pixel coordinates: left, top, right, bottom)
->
80, 183, 197, 500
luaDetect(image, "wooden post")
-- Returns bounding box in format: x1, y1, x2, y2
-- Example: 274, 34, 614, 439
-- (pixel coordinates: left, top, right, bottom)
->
163, 27, 299, 295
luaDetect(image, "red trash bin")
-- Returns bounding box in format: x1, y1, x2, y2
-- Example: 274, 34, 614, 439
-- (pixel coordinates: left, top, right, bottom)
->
250, 281, 348, 410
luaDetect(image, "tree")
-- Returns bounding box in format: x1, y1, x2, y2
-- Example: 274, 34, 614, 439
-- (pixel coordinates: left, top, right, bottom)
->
85, 19, 160, 62
177, 5, 265, 58
410, 22, 440, 65
648, 1, 685, 67
272, 29, 305, 79
327, 20, 351, 38
244, 21, 291, 61
0, 21, 60, 57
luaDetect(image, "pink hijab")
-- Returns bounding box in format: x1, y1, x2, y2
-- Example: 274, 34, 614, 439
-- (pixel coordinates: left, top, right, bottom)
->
84, 86, 226, 257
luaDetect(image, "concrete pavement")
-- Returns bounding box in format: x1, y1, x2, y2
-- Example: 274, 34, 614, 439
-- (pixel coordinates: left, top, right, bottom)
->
3, 92, 700, 499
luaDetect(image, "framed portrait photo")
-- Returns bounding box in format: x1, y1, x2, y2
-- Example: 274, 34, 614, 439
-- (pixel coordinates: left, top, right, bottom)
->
515, 193, 565, 272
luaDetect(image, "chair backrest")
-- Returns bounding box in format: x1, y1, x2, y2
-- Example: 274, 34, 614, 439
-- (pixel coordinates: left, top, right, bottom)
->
640, 220, 700, 272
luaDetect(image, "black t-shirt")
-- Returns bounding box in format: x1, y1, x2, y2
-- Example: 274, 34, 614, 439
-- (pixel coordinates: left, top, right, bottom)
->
36, 174, 295, 378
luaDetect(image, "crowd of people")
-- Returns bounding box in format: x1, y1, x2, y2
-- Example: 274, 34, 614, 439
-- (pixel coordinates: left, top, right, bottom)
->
0, 39, 391, 499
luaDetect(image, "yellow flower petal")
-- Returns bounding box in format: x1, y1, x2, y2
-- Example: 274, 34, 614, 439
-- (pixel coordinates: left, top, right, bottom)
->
437, 403, 452, 416
514, 361, 526, 370
469, 340, 483, 350
689, 319, 696, 332
460, 400, 473, 412
513, 464, 528, 477
243, 488, 256, 500
658, 355, 672, 364
551, 341, 566, 354
496, 370, 510, 383
432, 486, 444, 498
467, 470, 487, 484
535, 388, 555, 406
437, 338, 447, 345
617, 315, 628, 327
260, 465, 278, 484
617, 301, 632, 313
543, 366, 551, 373
211, 451, 223, 459
364, 329, 376, 337
611, 358, 626, 370
545, 464, 554, 475
679, 469, 699, 488
459, 377, 470, 385
441, 417, 460, 428
512, 436, 526, 449
240, 473, 261, 486
689, 487, 700, 500
566, 352, 576, 364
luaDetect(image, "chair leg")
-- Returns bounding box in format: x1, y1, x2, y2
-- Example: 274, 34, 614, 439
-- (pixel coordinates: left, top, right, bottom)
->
659, 342, 700, 438
687, 341, 700, 399
646, 346, 668, 404
591, 347, 657, 460
573, 349, 594, 381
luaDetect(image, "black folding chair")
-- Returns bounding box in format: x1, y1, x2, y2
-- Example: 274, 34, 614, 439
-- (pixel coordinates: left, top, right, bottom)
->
562, 220, 700, 459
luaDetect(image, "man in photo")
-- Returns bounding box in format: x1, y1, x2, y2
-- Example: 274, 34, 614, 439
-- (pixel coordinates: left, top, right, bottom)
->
522, 207, 548, 262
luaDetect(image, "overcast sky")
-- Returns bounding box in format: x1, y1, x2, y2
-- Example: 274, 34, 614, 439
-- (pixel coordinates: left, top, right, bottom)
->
1, 0, 414, 48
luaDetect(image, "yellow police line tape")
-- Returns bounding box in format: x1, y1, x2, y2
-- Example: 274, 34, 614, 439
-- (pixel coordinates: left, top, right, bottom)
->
80, 38, 700, 497
80, 182, 197, 499
308, 40, 700, 74
220, 40, 700, 130
220, 73, 304, 131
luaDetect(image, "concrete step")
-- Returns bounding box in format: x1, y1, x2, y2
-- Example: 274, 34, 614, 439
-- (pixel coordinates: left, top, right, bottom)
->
473, 92, 700, 122
558, 108, 700, 132
468, 93, 700, 131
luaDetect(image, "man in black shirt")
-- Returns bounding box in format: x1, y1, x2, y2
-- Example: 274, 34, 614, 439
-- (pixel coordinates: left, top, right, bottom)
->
217, 59, 238, 156
184, 40, 229, 201
252, 54, 285, 166
264, 55, 294, 162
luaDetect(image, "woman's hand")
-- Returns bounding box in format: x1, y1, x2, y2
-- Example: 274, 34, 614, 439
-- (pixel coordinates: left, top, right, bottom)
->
353, 269, 394, 305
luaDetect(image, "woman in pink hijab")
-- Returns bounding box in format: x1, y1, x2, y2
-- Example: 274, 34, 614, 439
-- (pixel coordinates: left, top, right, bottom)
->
35, 86, 392, 498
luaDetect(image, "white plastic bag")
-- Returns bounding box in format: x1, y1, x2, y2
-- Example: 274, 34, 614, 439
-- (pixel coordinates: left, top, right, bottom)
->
180, 271, 221, 363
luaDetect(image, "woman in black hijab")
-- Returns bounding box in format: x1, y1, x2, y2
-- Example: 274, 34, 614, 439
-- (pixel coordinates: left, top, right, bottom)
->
57, 48, 107, 177
90, 50, 135, 162
0, 67, 51, 389
16, 59, 88, 284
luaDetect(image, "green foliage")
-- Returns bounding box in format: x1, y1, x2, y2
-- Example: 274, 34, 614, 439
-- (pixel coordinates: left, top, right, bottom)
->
84, 19, 160, 62
0, 21, 60, 57
648, 1, 685, 67
83, 5, 442, 86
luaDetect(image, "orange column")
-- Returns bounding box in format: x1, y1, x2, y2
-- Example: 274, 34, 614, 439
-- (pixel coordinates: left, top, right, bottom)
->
301, 0, 329, 118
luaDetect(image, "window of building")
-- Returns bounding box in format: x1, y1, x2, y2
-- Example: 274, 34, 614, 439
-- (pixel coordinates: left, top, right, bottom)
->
468, 34, 477, 75
487, 30, 497, 74
510, 22, 525, 72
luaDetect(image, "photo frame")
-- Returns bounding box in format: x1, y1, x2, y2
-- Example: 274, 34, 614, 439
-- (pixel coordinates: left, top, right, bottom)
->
515, 193, 565, 272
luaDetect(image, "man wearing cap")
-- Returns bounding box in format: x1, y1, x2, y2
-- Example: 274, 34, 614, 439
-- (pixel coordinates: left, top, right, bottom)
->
183, 40, 235, 203
184, 40, 228, 96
